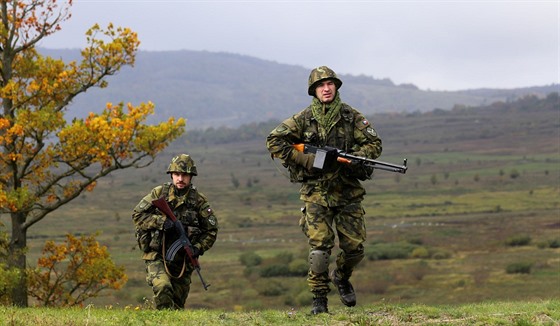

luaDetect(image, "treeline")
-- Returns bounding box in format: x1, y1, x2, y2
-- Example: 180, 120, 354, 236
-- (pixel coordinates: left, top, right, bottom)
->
181, 92, 559, 146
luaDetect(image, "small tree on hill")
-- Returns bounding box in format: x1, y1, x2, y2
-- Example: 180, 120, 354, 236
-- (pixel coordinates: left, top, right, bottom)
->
27, 233, 127, 307
0, 1, 185, 306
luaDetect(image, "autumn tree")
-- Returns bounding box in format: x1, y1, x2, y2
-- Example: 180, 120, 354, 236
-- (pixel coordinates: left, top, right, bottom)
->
28, 233, 127, 307
0, 1, 185, 306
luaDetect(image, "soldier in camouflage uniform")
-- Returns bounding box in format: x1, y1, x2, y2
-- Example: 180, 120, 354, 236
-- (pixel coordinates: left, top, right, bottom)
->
266, 66, 382, 314
132, 154, 218, 310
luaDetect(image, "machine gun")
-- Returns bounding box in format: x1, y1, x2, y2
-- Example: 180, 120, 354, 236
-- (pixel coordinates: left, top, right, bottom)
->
152, 197, 210, 290
293, 144, 407, 174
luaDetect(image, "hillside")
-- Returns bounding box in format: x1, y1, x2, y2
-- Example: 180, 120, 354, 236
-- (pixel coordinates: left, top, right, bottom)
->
11, 94, 558, 312
39, 48, 558, 128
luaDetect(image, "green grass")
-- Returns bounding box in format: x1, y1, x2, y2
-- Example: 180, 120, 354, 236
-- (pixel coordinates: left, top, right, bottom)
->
2, 105, 559, 313
1, 300, 559, 325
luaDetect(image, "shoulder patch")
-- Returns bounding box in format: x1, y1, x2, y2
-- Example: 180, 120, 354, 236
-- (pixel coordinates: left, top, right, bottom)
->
355, 116, 370, 130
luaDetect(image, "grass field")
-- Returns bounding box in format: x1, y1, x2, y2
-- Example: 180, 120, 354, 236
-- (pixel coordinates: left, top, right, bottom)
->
1, 300, 559, 325
2, 103, 559, 315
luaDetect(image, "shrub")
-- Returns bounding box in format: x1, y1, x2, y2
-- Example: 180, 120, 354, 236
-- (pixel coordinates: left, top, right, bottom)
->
239, 251, 262, 267
260, 264, 291, 277
366, 242, 418, 260
27, 233, 127, 307
430, 249, 452, 259
548, 239, 560, 248
288, 259, 308, 276
294, 289, 313, 306
506, 262, 532, 274
505, 235, 531, 246
254, 279, 286, 296
410, 247, 430, 259
273, 251, 294, 264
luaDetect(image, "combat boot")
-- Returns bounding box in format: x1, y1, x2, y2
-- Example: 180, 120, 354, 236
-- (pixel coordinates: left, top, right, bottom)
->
310, 296, 328, 314
330, 269, 356, 307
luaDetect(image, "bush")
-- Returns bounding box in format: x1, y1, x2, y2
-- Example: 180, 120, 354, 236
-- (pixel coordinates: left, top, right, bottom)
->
367, 242, 418, 260
506, 262, 532, 274
430, 249, 452, 260
259, 264, 291, 277
505, 235, 531, 246
547, 239, 560, 248
272, 251, 294, 264
410, 247, 430, 259
294, 289, 313, 306
288, 259, 308, 276
27, 233, 127, 307
239, 251, 262, 267
254, 279, 286, 296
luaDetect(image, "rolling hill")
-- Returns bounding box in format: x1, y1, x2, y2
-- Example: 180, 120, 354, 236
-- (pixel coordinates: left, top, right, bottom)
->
39, 48, 558, 129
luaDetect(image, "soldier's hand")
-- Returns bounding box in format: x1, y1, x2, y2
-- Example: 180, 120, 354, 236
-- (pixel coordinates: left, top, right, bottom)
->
163, 218, 175, 232
293, 150, 315, 171
352, 151, 366, 158
192, 247, 203, 258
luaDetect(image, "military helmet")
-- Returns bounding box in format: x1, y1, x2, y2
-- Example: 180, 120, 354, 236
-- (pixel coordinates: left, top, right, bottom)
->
167, 154, 197, 176
307, 66, 343, 96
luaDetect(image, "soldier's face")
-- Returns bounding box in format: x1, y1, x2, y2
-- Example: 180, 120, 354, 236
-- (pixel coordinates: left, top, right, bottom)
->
171, 172, 192, 189
314, 79, 337, 103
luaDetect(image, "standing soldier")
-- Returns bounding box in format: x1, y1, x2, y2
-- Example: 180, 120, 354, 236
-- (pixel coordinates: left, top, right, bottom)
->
266, 66, 382, 314
132, 154, 218, 310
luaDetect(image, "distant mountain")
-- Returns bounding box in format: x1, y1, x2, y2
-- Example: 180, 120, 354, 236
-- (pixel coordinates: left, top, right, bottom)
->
40, 48, 558, 129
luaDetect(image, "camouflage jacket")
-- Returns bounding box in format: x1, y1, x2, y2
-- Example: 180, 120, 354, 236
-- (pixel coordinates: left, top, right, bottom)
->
132, 182, 218, 261
266, 101, 382, 207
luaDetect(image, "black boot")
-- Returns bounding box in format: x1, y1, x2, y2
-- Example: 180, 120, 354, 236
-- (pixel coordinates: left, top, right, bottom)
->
330, 269, 356, 307
310, 296, 328, 314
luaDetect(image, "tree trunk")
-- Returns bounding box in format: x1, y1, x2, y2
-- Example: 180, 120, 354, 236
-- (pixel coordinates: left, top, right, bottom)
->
9, 212, 28, 307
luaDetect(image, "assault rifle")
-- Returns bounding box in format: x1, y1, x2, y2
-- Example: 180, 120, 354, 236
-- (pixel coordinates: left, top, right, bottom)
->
293, 144, 408, 174
152, 197, 210, 290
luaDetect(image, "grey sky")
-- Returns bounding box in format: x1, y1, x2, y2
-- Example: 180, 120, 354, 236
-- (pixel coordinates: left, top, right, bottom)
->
40, 0, 559, 91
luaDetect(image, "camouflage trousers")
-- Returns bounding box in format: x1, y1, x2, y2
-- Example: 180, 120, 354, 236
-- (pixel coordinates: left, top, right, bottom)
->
299, 201, 366, 296
145, 259, 192, 310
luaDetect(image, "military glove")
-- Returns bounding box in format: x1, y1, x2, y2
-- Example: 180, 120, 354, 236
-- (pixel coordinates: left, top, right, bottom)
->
293, 150, 315, 171
352, 151, 366, 158
163, 218, 175, 232
192, 247, 203, 258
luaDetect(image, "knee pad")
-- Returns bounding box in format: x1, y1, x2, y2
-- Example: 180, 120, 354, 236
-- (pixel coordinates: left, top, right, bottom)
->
309, 250, 330, 274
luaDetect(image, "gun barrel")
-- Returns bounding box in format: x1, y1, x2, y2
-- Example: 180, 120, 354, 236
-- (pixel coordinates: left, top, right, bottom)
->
340, 153, 408, 174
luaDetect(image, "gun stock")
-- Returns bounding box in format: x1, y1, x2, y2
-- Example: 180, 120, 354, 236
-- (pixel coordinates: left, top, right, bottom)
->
152, 197, 210, 290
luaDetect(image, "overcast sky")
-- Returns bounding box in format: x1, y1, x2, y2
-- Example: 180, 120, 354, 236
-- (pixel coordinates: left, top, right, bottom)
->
40, 0, 559, 91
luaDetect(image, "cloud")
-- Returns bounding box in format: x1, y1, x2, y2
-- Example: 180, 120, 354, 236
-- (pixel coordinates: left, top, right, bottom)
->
39, 0, 559, 91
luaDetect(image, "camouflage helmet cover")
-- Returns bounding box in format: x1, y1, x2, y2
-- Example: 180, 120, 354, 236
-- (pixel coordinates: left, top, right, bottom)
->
167, 154, 198, 176
307, 66, 343, 96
